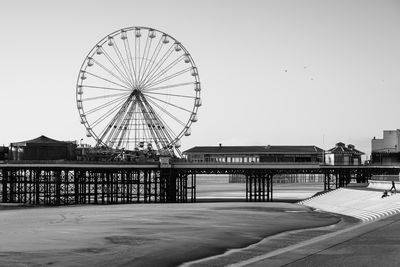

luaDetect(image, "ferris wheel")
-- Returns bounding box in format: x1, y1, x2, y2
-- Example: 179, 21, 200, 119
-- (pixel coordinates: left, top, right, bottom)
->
76, 26, 201, 156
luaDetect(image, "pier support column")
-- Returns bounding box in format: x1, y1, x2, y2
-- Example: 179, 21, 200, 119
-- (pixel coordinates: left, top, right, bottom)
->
266, 174, 270, 201
9, 170, 15, 203
324, 173, 331, 191
335, 173, 339, 189
1, 169, 7, 203
245, 173, 270, 202
74, 170, 79, 204
189, 173, 196, 203
270, 174, 273, 202
245, 173, 249, 202
55, 170, 61, 206
160, 169, 176, 203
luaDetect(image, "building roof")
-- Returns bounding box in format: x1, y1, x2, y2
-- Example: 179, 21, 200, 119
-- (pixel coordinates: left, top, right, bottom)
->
11, 135, 75, 147
183, 145, 324, 155
326, 142, 364, 155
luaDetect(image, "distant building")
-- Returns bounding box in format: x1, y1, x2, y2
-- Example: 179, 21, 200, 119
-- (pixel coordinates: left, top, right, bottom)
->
325, 142, 364, 165
183, 145, 324, 163
371, 129, 400, 165
10, 135, 77, 161
0, 146, 8, 161
183, 145, 325, 184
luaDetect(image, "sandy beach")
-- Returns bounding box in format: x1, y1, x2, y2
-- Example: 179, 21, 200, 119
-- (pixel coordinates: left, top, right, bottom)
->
0, 201, 340, 267
0, 177, 344, 266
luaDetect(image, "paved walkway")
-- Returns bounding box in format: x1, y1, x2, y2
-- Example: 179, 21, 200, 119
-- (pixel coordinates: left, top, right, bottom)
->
184, 212, 359, 267
237, 188, 400, 266
186, 188, 400, 267
246, 213, 400, 266
299, 188, 400, 222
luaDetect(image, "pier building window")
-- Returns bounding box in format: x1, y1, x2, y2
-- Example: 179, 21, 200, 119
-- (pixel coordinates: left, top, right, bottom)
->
190, 154, 203, 163
249, 156, 258, 163
216, 157, 225, 163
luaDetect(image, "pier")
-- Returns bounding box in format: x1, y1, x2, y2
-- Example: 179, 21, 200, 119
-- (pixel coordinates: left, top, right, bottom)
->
1, 162, 398, 205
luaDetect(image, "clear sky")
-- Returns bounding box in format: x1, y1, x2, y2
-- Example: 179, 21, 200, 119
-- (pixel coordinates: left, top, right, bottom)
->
0, 0, 399, 158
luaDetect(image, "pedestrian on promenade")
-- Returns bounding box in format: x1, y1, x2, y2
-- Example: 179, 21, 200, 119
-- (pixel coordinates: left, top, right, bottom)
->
390, 180, 397, 194
382, 190, 388, 198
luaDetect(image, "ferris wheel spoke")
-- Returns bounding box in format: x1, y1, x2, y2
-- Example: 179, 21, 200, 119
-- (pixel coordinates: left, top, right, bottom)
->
130, 105, 138, 147
149, 104, 179, 143
143, 91, 195, 99
82, 92, 130, 102
138, 110, 150, 146
91, 58, 132, 88
144, 67, 192, 89
138, 36, 150, 82
111, 41, 135, 87
124, 102, 142, 148
144, 82, 194, 92
141, 111, 154, 146
82, 85, 131, 92
135, 35, 141, 85
117, 110, 134, 149
144, 93, 193, 113
120, 101, 137, 144
140, 45, 174, 88
146, 97, 187, 127
124, 36, 139, 85
122, 38, 136, 87
136, 101, 163, 148
140, 98, 174, 146
141, 99, 177, 146
138, 37, 153, 86
152, 115, 178, 143
85, 71, 131, 90
142, 54, 184, 89
161, 121, 178, 142
133, 111, 148, 147
85, 94, 130, 116
109, 102, 135, 147
103, 97, 133, 136
101, 48, 133, 87
99, 98, 132, 145
138, 38, 163, 87
91, 97, 129, 127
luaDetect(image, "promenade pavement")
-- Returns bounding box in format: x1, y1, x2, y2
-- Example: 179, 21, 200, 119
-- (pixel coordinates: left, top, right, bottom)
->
185, 185, 400, 267
298, 188, 400, 222
247, 212, 400, 267
234, 186, 400, 267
